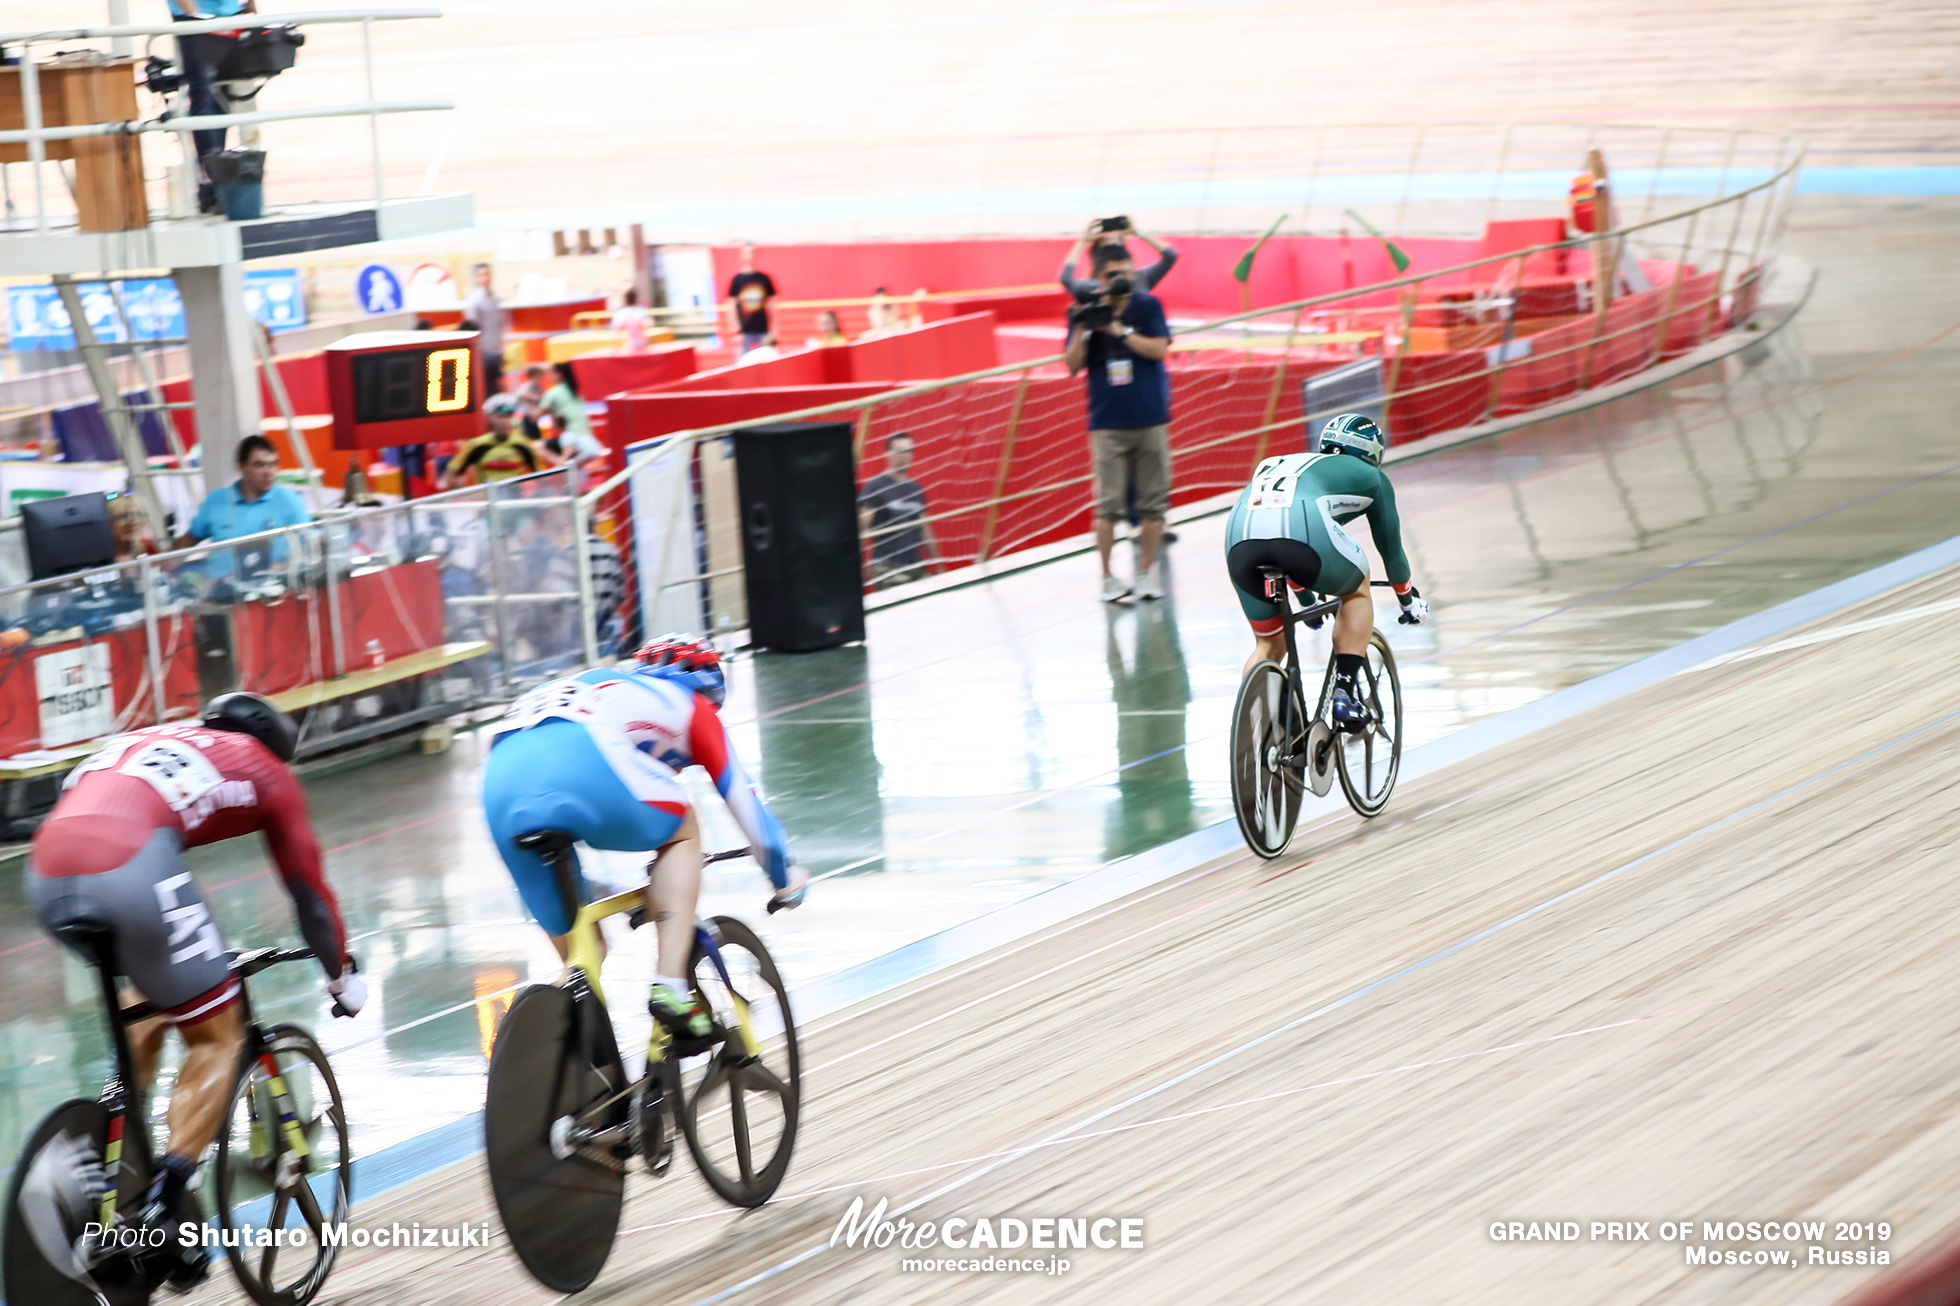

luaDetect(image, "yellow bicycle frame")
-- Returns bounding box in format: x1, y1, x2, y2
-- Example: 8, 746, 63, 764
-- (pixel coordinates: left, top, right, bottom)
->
558, 885, 763, 1062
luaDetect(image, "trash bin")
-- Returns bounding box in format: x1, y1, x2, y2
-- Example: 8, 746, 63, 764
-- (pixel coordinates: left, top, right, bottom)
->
204, 149, 265, 221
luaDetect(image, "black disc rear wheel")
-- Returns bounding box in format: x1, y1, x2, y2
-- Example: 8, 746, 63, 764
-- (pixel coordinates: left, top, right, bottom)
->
4, 1098, 153, 1306
673, 917, 800, 1208
484, 984, 627, 1294
1231, 659, 1308, 858
212, 1025, 350, 1306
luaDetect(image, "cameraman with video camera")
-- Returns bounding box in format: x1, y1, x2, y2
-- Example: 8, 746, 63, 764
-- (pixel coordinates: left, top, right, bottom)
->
1065, 235, 1175, 602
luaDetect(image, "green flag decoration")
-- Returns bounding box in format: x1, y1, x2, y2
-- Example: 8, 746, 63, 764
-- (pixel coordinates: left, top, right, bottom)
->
1231, 213, 1289, 284
1344, 208, 1411, 274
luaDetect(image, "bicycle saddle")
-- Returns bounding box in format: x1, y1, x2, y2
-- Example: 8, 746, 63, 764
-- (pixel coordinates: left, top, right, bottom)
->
516, 829, 576, 855
52, 919, 116, 968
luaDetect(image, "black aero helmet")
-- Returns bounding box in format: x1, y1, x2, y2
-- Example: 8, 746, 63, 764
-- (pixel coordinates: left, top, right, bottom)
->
201, 691, 299, 762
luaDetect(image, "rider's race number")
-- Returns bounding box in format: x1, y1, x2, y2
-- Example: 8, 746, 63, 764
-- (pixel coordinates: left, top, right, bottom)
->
498, 677, 603, 734
117, 740, 227, 812
1246, 454, 1325, 511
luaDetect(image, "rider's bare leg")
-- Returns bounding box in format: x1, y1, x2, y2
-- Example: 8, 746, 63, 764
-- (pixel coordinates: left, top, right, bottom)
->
163, 1004, 246, 1160
122, 986, 167, 1097
649, 811, 703, 981
1243, 630, 1287, 677
1333, 583, 1372, 657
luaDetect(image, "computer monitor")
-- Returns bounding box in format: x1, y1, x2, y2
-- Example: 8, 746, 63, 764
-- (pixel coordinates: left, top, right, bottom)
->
21, 491, 118, 580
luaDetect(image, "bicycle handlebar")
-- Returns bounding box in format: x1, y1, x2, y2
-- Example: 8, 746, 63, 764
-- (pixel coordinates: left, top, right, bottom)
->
232, 947, 319, 979
705, 847, 752, 864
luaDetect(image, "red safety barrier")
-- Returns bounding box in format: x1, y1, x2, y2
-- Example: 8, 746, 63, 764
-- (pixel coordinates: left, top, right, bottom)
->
0, 560, 443, 756
569, 346, 698, 399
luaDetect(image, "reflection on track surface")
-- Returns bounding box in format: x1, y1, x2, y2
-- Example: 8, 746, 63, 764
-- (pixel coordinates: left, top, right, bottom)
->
0, 198, 1955, 1180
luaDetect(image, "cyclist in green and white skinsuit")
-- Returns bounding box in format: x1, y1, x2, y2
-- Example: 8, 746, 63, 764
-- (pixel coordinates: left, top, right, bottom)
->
1225, 413, 1429, 728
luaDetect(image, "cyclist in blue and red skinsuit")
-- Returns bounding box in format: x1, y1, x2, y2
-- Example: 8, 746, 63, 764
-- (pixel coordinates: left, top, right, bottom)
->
482, 636, 808, 1038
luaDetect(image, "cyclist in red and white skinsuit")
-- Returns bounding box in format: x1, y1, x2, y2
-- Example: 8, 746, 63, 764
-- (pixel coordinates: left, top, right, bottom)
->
29, 692, 362, 1287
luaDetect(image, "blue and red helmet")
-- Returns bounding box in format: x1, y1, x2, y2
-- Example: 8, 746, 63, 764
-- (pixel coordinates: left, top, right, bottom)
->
633, 634, 726, 705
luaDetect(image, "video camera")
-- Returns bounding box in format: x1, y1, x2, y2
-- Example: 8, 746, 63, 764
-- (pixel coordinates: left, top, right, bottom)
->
1067, 272, 1134, 331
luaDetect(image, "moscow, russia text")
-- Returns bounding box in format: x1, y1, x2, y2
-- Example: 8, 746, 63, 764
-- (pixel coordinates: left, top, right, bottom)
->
1489, 1218, 1891, 1267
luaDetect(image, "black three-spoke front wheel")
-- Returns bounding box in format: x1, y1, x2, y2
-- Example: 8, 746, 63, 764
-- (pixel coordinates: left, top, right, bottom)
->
1335, 630, 1404, 818
672, 917, 800, 1208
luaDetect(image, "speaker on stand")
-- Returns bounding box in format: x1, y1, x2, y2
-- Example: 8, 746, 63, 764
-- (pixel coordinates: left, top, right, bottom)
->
734, 422, 866, 652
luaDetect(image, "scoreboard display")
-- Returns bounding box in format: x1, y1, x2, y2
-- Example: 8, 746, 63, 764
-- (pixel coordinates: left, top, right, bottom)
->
326, 330, 484, 449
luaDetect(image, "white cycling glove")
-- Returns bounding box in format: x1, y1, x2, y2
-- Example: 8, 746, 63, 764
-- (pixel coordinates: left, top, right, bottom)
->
1396, 586, 1430, 626
326, 966, 367, 1018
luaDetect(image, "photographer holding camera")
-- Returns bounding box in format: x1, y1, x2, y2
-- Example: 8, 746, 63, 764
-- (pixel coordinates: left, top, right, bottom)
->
1065, 241, 1174, 602
1058, 215, 1178, 297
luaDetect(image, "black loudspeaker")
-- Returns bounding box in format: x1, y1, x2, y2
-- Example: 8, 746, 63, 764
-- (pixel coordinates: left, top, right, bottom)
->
734, 422, 866, 652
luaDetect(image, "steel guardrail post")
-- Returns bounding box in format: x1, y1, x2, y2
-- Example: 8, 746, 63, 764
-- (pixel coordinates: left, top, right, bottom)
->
140, 558, 167, 723
322, 522, 348, 679
573, 487, 600, 668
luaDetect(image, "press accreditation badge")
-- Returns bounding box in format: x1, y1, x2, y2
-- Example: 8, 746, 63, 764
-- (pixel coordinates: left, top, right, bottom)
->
1106, 356, 1134, 386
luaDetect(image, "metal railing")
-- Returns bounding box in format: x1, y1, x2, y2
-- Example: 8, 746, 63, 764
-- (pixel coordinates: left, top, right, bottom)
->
574, 130, 1804, 662
0, 8, 448, 234
553, 120, 1798, 243
0, 466, 584, 764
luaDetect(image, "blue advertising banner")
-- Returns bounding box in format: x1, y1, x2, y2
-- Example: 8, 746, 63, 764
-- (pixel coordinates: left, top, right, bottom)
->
243, 268, 307, 332
5, 270, 306, 352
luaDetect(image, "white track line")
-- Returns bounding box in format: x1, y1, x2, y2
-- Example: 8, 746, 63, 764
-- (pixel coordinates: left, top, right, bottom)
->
687, 703, 1960, 1304
620, 1001, 1727, 1237
1683, 595, 1960, 672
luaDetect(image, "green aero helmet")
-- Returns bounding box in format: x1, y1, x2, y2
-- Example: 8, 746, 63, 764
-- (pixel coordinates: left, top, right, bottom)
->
1318, 412, 1387, 466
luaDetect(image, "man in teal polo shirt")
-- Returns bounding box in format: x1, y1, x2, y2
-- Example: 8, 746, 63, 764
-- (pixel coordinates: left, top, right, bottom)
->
177, 434, 311, 577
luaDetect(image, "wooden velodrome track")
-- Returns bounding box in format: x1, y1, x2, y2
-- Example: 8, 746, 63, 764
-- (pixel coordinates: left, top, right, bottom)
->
315, 563, 1960, 1305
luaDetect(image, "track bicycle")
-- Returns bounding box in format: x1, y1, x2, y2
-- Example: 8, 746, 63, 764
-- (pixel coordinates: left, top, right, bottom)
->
483, 837, 800, 1296
1230, 572, 1405, 856
3, 940, 352, 1306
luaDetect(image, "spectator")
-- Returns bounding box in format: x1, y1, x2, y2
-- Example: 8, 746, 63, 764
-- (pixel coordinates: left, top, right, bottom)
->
1058, 217, 1178, 297
463, 262, 507, 395
165, 0, 254, 214
537, 363, 605, 489
108, 493, 158, 561
442, 394, 543, 489
737, 333, 783, 364
174, 434, 312, 578
861, 287, 898, 340
1064, 243, 1174, 603
514, 362, 549, 441
586, 529, 630, 654
857, 431, 938, 589
725, 244, 777, 353
805, 309, 848, 348
611, 287, 652, 352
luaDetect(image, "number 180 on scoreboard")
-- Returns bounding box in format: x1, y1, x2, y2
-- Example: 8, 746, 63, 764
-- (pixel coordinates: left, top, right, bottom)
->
326, 330, 485, 449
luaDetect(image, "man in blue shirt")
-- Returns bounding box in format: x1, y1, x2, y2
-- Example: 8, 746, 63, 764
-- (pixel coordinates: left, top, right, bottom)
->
166, 0, 257, 214
177, 434, 311, 578
1064, 242, 1174, 602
